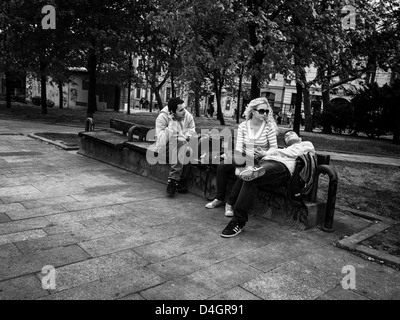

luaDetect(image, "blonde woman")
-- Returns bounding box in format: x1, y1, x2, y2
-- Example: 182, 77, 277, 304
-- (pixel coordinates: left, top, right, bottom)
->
205, 97, 278, 216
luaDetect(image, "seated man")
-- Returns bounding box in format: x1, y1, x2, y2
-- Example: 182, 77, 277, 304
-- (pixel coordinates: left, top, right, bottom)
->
220, 130, 315, 238
155, 97, 196, 196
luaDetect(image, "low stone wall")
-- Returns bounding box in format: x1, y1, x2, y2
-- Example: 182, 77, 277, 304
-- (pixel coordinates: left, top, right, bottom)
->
78, 131, 327, 230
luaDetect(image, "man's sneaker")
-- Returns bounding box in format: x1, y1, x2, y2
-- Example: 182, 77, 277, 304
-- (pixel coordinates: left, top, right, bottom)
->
221, 220, 244, 238
225, 203, 234, 217
176, 181, 188, 193
166, 179, 178, 196
205, 199, 224, 209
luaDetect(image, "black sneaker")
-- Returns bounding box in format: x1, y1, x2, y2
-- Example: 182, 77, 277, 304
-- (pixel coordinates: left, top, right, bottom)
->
166, 179, 178, 196
176, 180, 188, 193
221, 220, 244, 238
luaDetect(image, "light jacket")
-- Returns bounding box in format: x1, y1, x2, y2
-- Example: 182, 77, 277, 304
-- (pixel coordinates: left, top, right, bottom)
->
261, 140, 315, 174
155, 106, 196, 151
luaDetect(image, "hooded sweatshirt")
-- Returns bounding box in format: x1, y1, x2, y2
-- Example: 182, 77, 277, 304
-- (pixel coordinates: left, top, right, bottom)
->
155, 106, 196, 151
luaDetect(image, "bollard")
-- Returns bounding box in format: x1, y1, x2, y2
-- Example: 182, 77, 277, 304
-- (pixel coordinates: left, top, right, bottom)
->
311, 164, 338, 232
128, 126, 143, 142
85, 117, 94, 132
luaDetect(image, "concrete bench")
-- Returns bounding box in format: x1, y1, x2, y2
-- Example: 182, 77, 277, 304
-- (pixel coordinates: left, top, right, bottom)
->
192, 143, 338, 231
78, 117, 154, 167
109, 118, 153, 142
78, 121, 338, 231
251, 152, 338, 232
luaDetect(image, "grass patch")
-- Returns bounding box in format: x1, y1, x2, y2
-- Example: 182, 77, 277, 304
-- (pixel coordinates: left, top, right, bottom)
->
318, 160, 400, 221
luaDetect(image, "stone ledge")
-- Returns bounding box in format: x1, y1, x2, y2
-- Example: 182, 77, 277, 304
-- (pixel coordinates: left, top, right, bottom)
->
78, 131, 330, 230
28, 133, 79, 151
335, 209, 400, 270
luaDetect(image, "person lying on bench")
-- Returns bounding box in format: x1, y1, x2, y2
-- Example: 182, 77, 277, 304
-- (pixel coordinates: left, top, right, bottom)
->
220, 130, 315, 238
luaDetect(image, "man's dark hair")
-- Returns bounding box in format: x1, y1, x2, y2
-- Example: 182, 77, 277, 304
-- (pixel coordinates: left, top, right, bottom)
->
168, 97, 184, 113
283, 130, 299, 145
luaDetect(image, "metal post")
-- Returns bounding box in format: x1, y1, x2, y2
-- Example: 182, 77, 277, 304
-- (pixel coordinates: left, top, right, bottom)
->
85, 117, 94, 132
317, 164, 338, 232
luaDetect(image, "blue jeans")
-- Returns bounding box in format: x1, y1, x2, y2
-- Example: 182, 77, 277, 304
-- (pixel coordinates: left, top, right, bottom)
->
161, 140, 190, 182
230, 161, 291, 225
215, 162, 237, 201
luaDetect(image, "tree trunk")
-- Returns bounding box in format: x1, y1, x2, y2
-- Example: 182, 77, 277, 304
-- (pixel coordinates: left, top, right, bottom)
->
248, 13, 264, 100
5, 70, 12, 109
237, 68, 243, 124
321, 80, 332, 134
213, 73, 225, 126
171, 72, 175, 98
194, 88, 200, 117
153, 86, 164, 111
293, 81, 302, 135
114, 85, 120, 112
127, 53, 132, 115
299, 67, 312, 132
149, 89, 154, 113
87, 50, 97, 117
303, 85, 313, 132
58, 80, 63, 109
393, 104, 400, 144
40, 61, 47, 115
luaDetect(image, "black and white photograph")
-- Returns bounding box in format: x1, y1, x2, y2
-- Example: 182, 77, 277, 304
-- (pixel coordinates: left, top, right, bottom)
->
0, 0, 399, 311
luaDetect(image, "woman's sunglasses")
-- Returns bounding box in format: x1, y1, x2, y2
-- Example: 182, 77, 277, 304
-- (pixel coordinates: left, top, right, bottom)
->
255, 109, 269, 115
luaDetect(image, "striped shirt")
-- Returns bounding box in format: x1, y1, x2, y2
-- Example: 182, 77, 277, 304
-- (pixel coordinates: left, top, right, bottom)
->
235, 120, 277, 157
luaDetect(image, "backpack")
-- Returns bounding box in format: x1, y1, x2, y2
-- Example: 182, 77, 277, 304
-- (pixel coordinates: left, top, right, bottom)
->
290, 152, 318, 200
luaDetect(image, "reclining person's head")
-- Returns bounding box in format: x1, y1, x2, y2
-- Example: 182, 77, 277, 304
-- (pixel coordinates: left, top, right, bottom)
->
283, 130, 302, 146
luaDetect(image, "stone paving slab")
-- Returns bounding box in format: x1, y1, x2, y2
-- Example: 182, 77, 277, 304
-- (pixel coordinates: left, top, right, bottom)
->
6, 204, 69, 220
316, 284, 370, 300
0, 217, 51, 236
0, 243, 23, 259
0, 245, 91, 281
39, 266, 164, 300
39, 249, 150, 293
0, 274, 49, 300
0, 229, 47, 246
0, 212, 11, 223
21, 196, 79, 210
242, 260, 338, 300
15, 226, 118, 254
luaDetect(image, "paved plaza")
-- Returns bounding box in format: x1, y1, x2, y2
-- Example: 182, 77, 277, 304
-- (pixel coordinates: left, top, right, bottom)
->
0, 119, 399, 302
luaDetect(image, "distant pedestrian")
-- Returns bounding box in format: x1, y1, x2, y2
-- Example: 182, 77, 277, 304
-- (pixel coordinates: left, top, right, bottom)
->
209, 105, 215, 118
277, 111, 282, 125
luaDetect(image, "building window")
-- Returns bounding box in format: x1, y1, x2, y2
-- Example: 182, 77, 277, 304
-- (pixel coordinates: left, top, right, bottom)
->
136, 88, 141, 99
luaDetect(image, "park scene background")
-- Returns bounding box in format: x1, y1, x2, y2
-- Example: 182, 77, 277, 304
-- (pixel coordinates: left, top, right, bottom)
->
1, 1, 400, 220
